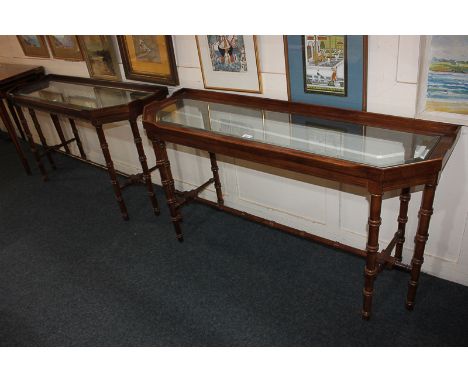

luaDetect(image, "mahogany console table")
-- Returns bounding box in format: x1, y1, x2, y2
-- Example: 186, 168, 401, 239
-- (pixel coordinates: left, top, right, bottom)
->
142, 88, 461, 319
0, 63, 44, 174
9, 75, 168, 220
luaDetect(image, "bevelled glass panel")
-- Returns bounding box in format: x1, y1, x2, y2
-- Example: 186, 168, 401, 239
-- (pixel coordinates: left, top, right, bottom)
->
17, 80, 149, 109
154, 98, 440, 168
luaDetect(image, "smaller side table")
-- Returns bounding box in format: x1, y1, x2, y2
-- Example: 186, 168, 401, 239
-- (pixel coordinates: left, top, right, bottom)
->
0, 63, 45, 174
9, 75, 168, 220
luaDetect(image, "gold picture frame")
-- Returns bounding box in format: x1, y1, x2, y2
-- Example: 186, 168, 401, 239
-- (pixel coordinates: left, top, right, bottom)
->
17, 35, 50, 58
196, 35, 262, 93
117, 35, 179, 86
47, 36, 83, 61
78, 36, 121, 81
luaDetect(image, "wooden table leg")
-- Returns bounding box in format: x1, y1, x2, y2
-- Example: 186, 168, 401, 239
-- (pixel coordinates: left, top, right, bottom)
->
395, 187, 411, 262
362, 193, 383, 320
406, 182, 437, 311
129, 119, 160, 216
6, 98, 26, 140
0, 100, 31, 174
28, 108, 57, 170
68, 118, 87, 160
94, 124, 129, 221
152, 137, 183, 242
15, 106, 48, 180
50, 114, 71, 154
209, 152, 224, 206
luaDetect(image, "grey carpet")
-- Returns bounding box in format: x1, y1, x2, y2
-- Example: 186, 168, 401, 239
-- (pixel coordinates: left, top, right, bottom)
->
1, 133, 468, 346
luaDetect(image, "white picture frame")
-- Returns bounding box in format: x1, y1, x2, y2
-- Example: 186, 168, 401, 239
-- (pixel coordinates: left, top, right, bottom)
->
416, 36, 468, 125
196, 35, 262, 93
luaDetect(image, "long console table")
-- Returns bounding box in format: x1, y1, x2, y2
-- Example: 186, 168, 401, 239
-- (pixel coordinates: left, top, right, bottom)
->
142, 88, 461, 320
0, 63, 44, 174
9, 75, 168, 220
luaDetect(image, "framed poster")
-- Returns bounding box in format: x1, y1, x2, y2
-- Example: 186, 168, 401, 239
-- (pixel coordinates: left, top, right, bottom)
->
47, 36, 83, 61
117, 35, 179, 86
78, 36, 121, 81
423, 36, 468, 115
285, 35, 367, 110
17, 35, 50, 58
196, 35, 262, 93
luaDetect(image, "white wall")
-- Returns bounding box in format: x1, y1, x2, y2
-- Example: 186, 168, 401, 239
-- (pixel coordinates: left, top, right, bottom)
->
1, 35, 467, 286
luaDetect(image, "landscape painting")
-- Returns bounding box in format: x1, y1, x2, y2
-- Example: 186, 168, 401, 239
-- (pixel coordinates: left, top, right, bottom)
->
207, 35, 247, 72
425, 36, 468, 115
303, 35, 346, 96
131, 36, 162, 63
17, 35, 49, 58
47, 35, 83, 61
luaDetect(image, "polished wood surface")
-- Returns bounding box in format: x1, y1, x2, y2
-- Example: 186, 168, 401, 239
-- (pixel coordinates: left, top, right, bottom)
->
143, 88, 461, 319
9, 75, 168, 219
0, 63, 44, 86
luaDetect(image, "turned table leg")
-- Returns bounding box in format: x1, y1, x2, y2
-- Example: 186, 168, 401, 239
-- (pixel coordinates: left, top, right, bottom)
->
362, 193, 383, 320
28, 108, 57, 170
395, 187, 411, 262
50, 113, 71, 154
68, 118, 87, 160
15, 106, 48, 180
94, 124, 129, 221
152, 138, 183, 242
6, 98, 26, 141
406, 182, 437, 311
209, 152, 224, 206
0, 100, 31, 174
129, 119, 160, 216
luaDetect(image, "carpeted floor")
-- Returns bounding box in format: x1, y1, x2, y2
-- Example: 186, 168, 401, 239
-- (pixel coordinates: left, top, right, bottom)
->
1, 133, 468, 346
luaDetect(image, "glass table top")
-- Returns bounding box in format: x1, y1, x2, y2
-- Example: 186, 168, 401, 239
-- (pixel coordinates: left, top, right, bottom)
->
154, 98, 441, 168
16, 80, 150, 109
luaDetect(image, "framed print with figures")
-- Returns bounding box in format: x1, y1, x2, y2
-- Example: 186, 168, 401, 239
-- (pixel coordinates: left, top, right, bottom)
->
196, 35, 262, 93
285, 35, 367, 110
78, 36, 121, 81
17, 35, 50, 58
423, 36, 468, 115
303, 35, 347, 96
47, 35, 83, 61
117, 35, 179, 86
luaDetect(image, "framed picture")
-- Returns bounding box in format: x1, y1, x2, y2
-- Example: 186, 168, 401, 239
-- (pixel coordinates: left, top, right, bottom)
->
196, 35, 262, 93
17, 35, 50, 58
117, 35, 179, 86
303, 35, 347, 96
420, 36, 468, 116
285, 35, 368, 111
78, 36, 121, 81
46, 35, 83, 61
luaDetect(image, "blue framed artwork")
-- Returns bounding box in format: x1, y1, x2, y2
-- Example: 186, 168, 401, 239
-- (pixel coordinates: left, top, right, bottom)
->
285, 35, 368, 111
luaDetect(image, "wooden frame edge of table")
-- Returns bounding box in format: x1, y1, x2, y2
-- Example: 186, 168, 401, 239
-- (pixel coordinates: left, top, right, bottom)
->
142, 88, 461, 320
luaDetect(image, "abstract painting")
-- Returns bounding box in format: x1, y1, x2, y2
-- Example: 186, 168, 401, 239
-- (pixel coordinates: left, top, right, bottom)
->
425, 36, 468, 115
303, 35, 346, 96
